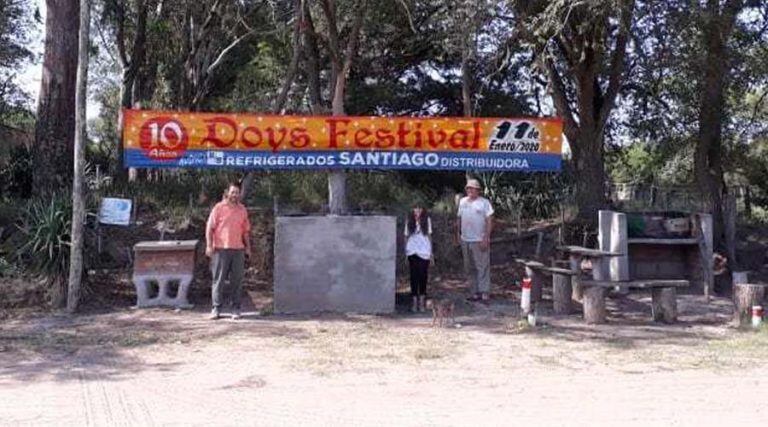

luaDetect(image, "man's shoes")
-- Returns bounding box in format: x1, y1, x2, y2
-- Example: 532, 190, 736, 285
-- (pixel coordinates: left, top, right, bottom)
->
208, 307, 220, 320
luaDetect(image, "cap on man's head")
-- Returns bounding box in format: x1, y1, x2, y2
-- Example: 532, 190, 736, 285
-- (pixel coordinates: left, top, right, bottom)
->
465, 179, 482, 190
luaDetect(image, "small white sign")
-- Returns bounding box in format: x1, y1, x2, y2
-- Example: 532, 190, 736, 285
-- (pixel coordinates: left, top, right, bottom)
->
99, 198, 132, 226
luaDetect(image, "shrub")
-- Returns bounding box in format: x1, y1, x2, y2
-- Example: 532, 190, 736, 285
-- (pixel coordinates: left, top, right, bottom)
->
0, 145, 33, 200
15, 194, 72, 305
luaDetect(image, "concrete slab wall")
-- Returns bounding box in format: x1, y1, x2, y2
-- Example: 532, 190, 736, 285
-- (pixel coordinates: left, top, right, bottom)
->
273, 215, 396, 314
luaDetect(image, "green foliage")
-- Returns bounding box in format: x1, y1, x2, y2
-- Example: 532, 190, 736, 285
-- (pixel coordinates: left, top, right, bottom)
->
14, 194, 72, 284
606, 142, 693, 186
347, 172, 434, 214
266, 171, 438, 215
0, 144, 32, 200
0, 0, 34, 123
0, 256, 19, 277
93, 170, 238, 212
478, 171, 572, 220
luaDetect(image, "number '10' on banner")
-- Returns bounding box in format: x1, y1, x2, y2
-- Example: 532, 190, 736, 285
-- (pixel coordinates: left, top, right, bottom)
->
122, 109, 563, 172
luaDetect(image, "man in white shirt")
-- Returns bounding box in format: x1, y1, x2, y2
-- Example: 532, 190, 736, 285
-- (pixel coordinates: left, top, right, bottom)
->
455, 179, 494, 301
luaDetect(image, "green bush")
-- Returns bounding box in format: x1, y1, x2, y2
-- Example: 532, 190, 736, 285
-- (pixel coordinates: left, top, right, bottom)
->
0, 145, 33, 200
0, 256, 19, 277
478, 171, 572, 220
15, 194, 72, 304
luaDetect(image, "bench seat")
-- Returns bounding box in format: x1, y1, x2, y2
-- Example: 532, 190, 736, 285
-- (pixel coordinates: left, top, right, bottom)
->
579, 279, 688, 324
580, 279, 689, 289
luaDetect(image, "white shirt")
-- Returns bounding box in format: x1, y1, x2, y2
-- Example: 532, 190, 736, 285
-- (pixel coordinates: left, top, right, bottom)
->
404, 217, 433, 260
457, 196, 494, 242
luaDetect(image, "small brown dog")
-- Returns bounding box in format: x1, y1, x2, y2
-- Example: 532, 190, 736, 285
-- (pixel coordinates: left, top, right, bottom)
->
713, 252, 728, 275
426, 298, 455, 328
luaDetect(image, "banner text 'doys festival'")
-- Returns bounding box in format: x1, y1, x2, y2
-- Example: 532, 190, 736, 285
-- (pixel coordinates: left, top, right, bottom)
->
122, 109, 563, 172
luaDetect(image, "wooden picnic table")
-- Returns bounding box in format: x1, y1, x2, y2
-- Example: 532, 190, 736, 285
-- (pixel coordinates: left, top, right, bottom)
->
556, 245, 624, 301
556, 245, 622, 280
514, 258, 579, 314
556, 245, 623, 258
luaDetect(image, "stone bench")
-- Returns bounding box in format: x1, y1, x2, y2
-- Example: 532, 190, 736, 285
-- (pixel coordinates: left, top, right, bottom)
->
515, 259, 579, 314
579, 279, 690, 324
132, 240, 198, 309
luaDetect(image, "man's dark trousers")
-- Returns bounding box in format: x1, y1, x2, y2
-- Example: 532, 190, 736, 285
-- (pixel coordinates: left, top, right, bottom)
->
211, 249, 245, 310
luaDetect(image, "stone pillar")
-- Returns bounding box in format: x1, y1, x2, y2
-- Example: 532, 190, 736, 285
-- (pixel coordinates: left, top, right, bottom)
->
598, 210, 629, 283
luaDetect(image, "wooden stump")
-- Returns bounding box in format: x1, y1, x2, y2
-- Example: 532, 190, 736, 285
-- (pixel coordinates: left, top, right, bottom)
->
651, 287, 677, 323
553, 274, 572, 315
733, 283, 766, 326
569, 255, 583, 302
525, 266, 543, 303
583, 286, 606, 324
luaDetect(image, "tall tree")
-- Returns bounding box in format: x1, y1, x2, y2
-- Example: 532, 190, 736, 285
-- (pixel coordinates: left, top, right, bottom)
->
302, 0, 366, 213
102, 0, 151, 181
619, 0, 766, 251
517, 0, 635, 222
34, 0, 80, 193
694, 0, 749, 254
68, 0, 91, 313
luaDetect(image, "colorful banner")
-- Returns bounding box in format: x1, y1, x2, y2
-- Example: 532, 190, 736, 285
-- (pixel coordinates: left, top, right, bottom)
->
122, 109, 563, 171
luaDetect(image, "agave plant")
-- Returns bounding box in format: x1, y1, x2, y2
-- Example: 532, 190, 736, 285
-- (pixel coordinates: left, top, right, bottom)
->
15, 194, 72, 305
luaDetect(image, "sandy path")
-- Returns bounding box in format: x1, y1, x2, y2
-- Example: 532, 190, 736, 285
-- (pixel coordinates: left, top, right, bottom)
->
1, 295, 767, 426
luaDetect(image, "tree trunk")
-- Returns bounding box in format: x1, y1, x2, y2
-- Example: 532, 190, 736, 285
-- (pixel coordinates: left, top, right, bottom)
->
733, 283, 765, 326
68, 0, 91, 313
116, 73, 133, 183
539, 1, 633, 224
694, 0, 742, 252
571, 129, 607, 223
460, 46, 473, 117
723, 192, 737, 270
324, 0, 366, 215
34, 0, 79, 194
328, 89, 347, 214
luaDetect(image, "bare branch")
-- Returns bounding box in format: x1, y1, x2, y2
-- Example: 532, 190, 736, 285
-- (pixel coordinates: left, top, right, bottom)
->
332, 0, 366, 115
395, 0, 417, 33
273, 0, 304, 113
597, 0, 635, 131
205, 28, 257, 75
113, 0, 128, 67
302, 0, 323, 113
319, 0, 341, 64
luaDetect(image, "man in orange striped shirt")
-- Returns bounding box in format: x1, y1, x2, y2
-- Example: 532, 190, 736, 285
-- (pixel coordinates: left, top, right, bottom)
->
206, 183, 252, 320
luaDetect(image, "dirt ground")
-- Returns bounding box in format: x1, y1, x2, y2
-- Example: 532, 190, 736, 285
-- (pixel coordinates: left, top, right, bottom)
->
2, 277, 768, 427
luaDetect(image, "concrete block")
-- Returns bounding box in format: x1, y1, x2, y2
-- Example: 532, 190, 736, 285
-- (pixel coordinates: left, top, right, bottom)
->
274, 216, 396, 314
132, 274, 193, 308
132, 240, 197, 309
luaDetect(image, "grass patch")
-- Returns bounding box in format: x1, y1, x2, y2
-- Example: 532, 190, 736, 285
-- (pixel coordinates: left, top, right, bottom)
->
0, 327, 164, 354
283, 319, 466, 375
